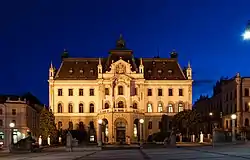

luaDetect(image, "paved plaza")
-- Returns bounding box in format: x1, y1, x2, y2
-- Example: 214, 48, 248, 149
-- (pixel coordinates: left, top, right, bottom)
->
1, 144, 250, 160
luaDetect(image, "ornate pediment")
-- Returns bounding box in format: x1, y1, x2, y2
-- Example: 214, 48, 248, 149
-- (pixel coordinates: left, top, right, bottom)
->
106, 59, 136, 74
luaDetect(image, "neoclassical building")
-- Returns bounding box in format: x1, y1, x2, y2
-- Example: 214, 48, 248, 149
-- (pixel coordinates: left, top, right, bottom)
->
48, 35, 193, 143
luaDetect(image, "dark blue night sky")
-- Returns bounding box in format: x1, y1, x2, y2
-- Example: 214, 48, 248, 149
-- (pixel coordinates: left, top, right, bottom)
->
1, 0, 250, 104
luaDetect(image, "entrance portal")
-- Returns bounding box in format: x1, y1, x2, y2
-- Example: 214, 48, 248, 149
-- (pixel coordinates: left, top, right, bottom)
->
115, 121, 126, 143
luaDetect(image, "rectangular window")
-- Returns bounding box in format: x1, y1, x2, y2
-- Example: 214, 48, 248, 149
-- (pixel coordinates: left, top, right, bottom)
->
105, 88, 109, 95
12, 109, 16, 115
148, 121, 152, 129
245, 88, 249, 97
118, 86, 123, 95
0, 120, 2, 127
158, 89, 162, 96
168, 88, 173, 96
148, 89, 152, 96
0, 109, 2, 115
90, 89, 94, 96
179, 89, 183, 96
68, 89, 73, 96
58, 89, 62, 96
135, 88, 138, 96
79, 89, 83, 96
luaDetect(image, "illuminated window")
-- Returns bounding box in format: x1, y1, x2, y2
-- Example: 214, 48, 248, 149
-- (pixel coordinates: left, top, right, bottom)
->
147, 103, 152, 112
158, 103, 163, 112
168, 103, 173, 113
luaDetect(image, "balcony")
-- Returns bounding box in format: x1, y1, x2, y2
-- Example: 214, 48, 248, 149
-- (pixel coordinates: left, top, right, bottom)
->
99, 108, 140, 114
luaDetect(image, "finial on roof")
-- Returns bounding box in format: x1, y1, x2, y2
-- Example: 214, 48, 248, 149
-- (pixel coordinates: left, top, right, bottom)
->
140, 58, 143, 65
188, 61, 191, 68
50, 61, 53, 68
236, 72, 240, 77
98, 58, 101, 65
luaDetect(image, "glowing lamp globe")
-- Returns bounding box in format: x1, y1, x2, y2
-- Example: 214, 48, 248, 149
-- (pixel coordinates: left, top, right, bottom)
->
231, 114, 236, 120
98, 119, 103, 124
9, 122, 15, 128
139, 119, 144, 124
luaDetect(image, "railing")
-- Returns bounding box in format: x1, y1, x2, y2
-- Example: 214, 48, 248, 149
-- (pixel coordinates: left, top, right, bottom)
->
100, 108, 140, 113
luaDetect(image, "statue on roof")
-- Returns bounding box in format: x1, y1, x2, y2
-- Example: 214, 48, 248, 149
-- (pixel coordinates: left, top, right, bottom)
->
116, 34, 126, 49
170, 49, 178, 58
61, 49, 69, 59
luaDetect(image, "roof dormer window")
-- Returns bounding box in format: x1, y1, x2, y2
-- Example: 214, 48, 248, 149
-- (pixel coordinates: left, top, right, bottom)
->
90, 69, 94, 75
158, 69, 162, 74
69, 68, 73, 74
85, 61, 88, 64
168, 69, 173, 75
152, 61, 155, 65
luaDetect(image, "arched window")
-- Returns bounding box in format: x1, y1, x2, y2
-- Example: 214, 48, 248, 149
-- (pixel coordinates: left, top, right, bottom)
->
158, 103, 163, 112
147, 103, 152, 112
69, 122, 73, 130
79, 103, 84, 113
104, 103, 110, 109
178, 103, 184, 112
68, 103, 73, 113
58, 121, 62, 129
133, 103, 138, 109
226, 120, 229, 128
118, 86, 123, 95
245, 118, 249, 127
89, 103, 95, 113
118, 101, 124, 108
79, 121, 84, 130
168, 103, 173, 113
58, 103, 63, 113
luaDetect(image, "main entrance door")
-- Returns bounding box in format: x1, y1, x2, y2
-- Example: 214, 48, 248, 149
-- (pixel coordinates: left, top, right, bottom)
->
116, 121, 126, 143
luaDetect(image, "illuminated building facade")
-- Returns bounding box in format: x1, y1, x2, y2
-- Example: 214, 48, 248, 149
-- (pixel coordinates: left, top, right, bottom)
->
48, 35, 193, 143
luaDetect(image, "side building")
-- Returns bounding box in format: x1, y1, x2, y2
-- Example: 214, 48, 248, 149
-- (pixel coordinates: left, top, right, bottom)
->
48, 35, 193, 143
194, 73, 250, 134
0, 93, 43, 148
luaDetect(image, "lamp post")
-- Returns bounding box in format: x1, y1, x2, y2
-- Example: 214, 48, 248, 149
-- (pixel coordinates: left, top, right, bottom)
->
9, 122, 15, 145
209, 112, 213, 134
242, 20, 250, 40
98, 119, 103, 147
139, 119, 144, 147
231, 114, 237, 142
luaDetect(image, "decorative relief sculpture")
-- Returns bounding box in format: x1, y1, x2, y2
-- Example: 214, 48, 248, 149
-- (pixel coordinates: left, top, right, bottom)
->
116, 63, 126, 74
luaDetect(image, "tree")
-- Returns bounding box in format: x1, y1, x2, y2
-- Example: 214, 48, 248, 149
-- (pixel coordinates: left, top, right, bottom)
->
39, 108, 57, 144
172, 109, 201, 136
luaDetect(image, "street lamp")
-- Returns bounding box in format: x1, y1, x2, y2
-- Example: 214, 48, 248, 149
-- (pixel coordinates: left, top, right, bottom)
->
9, 122, 15, 145
139, 119, 144, 147
242, 20, 250, 40
97, 119, 103, 147
209, 112, 213, 134
231, 114, 237, 142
